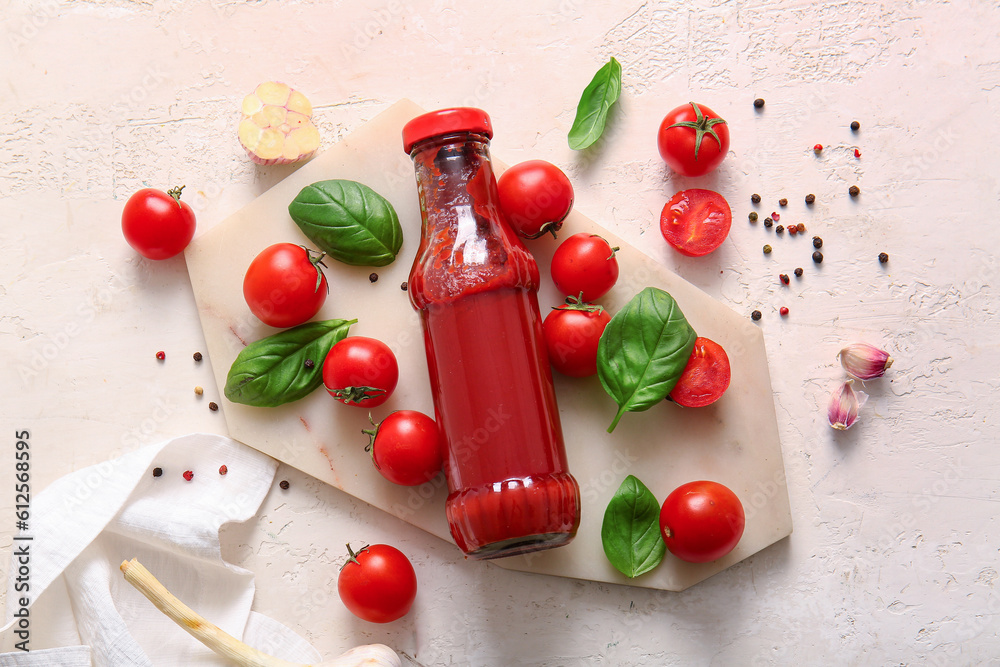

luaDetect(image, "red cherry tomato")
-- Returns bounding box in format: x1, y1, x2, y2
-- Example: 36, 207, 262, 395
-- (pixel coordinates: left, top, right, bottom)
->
121, 186, 196, 260
337, 543, 417, 623
550, 233, 620, 301
323, 336, 399, 407
497, 159, 575, 239
657, 102, 730, 177
242, 243, 328, 328
367, 410, 442, 486
659, 480, 745, 563
542, 300, 611, 377
669, 336, 731, 407
659, 188, 732, 257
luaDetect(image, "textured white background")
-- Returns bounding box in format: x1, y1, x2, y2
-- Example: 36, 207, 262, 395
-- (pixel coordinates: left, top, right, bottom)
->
2, 0, 1000, 664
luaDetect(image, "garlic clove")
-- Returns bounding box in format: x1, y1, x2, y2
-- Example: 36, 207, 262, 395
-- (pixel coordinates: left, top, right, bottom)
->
828, 379, 868, 430
838, 343, 893, 380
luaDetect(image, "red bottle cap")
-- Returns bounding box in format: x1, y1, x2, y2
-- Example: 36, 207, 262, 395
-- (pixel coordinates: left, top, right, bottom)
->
402, 107, 493, 154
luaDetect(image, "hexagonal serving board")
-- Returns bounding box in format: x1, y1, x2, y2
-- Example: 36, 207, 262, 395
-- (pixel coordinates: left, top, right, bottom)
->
185, 99, 792, 591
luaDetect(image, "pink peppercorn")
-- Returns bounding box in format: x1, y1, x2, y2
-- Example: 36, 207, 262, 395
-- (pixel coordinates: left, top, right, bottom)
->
219, 465, 228, 475
183, 470, 194, 481
156, 351, 166, 361
779, 307, 789, 316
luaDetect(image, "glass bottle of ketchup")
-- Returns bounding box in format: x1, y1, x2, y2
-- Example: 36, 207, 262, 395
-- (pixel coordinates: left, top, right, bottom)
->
402, 108, 581, 559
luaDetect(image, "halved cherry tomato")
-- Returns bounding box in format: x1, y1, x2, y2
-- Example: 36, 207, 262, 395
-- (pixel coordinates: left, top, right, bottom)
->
659, 480, 745, 563
660, 188, 732, 257
542, 298, 611, 377
669, 336, 731, 407
323, 336, 399, 407
497, 159, 574, 239
550, 233, 619, 301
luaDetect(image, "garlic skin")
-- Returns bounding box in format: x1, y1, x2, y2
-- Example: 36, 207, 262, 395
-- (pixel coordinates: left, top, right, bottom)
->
828, 380, 869, 430
838, 343, 893, 380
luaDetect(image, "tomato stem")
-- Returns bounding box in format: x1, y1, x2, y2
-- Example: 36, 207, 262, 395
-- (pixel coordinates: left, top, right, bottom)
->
326, 385, 388, 404
166, 185, 186, 205
553, 293, 605, 314
301, 246, 329, 294
342, 542, 370, 570
361, 413, 382, 469
666, 102, 727, 161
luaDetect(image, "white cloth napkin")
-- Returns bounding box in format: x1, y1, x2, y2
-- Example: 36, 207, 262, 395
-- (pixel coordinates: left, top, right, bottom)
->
0, 433, 322, 666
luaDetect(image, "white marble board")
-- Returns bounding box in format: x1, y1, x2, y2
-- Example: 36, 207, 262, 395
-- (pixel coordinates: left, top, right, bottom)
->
184, 99, 792, 591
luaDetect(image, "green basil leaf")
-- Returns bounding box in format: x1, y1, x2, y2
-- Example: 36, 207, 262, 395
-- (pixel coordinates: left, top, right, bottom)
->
568, 57, 622, 150
288, 180, 403, 267
224, 318, 356, 407
597, 287, 696, 432
601, 475, 665, 578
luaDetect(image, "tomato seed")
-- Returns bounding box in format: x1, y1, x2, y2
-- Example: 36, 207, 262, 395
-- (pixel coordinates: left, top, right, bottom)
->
304, 358, 315, 369
153, 467, 163, 477
754, 98, 765, 108
780, 306, 789, 316
751, 310, 762, 321
849, 185, 860, 197
751, 193, 761, 204
193, 351, 203, 362
879, 252, 889, 263
764, 217, 774, 228
209, 402, 219, 411
805, 193, 815, 204
813, 251, 824, 263
183, 470, 194, 481
369, 272, 378, 283
812, 236, 823, 249
851, 120, 860, 131
778, 198, 788, 207
794, 267, 804, 277
779, 273, 790, 285
400, 281, 408, 291
219, 465, 228, 475
749, 211, 759, 222
279, 480, 290, 490
796, 223, 806, 233
763, 244, 772, 254
156, 351, 165, 361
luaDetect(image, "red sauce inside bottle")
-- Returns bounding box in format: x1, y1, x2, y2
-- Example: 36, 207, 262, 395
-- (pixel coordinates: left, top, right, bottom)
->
406, 120, 580, 558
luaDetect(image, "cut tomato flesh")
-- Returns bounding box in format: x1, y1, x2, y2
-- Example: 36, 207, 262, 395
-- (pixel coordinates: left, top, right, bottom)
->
669, 336, 731, 407
660, 188, 732, 257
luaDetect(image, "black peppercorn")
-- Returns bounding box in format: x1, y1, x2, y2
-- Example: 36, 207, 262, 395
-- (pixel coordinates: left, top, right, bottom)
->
775, 225, 784, 234
778, 198, 788, 207
304, 359, 315, 369
764, 217, 773, 228
794, 267, 804, 277
849, 185, 860, 197
805, 193, 815, 204
369, 272, 378, 283
751, 310, 762, 321
879, 252, 889, 263
754, 98, 765, 109
193, 351, 203, 362
851, 120, 860, 131
751, 193, 761, 204
279, 480, 290, 490
209, 401, 219, 411
812, 236, 823, 249
153, 467, 163, 477
812, 250, 824, 263
763, 244, 772, 254
749, 211, 758, 222
400, 281, 408, 291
